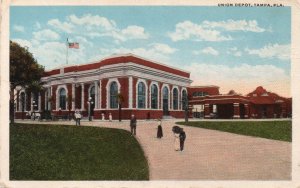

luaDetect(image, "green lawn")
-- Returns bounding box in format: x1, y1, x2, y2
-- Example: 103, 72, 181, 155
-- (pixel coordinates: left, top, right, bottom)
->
10, 123, 149, 180
177, 121, 292, 142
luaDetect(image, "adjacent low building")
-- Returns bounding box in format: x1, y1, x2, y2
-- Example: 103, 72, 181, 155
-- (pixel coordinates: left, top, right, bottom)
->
14, 54, 292, 120
189, 86, 292, 119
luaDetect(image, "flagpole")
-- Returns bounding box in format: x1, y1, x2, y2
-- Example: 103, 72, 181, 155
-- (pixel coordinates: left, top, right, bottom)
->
66, 38, 69, 65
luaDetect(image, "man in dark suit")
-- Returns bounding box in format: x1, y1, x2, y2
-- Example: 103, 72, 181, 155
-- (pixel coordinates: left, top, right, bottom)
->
179, 128, 186, 151
130, 114, 137, 136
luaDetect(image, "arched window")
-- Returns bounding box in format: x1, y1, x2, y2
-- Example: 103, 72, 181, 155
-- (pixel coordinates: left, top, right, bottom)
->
20, 92, 25, 111
110, 82, 118, 108
138, 82, 146, 108
162, 86, 169, 115
182, 90, 187, 110
151, 84, 158, 109
59, 88, 66, 110
173, 88, 178, 110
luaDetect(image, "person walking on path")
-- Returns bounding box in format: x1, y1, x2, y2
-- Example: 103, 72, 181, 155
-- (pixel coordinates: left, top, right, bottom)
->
130, 114, 137, 136
74, 110, 82, 126
174, 132, 180, 151
109, 113, 112, 122
179, 128, 186, 151
157, 119, 163, 138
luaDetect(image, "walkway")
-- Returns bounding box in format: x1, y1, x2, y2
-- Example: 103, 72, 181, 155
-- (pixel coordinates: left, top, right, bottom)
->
15, 119, 291, 180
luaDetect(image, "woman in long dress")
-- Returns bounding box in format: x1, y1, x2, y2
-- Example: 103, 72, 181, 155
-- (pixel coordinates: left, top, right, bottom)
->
157, 119, 163, 138
174, 132, 180, 151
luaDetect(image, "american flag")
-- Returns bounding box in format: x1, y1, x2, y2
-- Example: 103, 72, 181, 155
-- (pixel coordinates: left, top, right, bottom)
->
68, 42, 79, 49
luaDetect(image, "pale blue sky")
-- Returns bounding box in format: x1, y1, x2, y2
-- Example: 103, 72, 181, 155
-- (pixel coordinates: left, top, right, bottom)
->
10, 6, 291, 96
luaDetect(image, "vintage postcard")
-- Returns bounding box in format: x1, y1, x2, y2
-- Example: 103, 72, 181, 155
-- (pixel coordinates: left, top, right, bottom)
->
1, 0, 300, 188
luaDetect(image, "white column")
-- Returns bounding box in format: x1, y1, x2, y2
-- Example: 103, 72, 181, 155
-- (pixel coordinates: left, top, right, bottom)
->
48, 86, 53, 109
99, 80, 102, 109
81, 83, 85, 110
18, 92, 21, 112
94, 81, 98, 109
72, 84, 75, 111
44, 89, 47, 110
30, 93, 33, 111
129, 76, 133, 109
38, 93, 41, 111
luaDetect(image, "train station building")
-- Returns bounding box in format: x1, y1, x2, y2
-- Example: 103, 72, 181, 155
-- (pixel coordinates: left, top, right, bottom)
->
14, 54, 292, 120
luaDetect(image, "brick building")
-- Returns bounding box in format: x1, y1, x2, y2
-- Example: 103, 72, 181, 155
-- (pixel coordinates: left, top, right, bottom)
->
15, 54, 191, 120
188, 86, 292, 119
14, 54, 292, 120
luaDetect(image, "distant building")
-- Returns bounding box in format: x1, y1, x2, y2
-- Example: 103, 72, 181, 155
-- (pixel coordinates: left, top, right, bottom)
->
188, 86, 292, 119
14, 54, 292, 120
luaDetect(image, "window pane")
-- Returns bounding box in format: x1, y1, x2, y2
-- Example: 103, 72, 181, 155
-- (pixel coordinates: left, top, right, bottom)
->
173, 88, 178, 110
110, 82, 118, 108
151, 85, 158, 109
59, 88, 66, 110
138, 82, 145, 108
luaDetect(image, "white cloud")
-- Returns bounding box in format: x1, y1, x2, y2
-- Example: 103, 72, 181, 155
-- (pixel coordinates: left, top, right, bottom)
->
169, 19, 267, 42
12, 39, 32, 49
35, 22, 41, 30
202, 19, 266, 32
89, 43, 176, 63
48, 19, 74, 33
33, 29, 60, 41
150, 43, 177, 54
169, 21, 232, 42
193, 47, 219, 56
227, 47, 242, 57
12, 38, 87, 69
120, 25, 149, 40
184, 63, 290, 97
48, 14, 149, 42
68, 14, 116, 30
245, 43, 290, 60
13, 25, 25, 32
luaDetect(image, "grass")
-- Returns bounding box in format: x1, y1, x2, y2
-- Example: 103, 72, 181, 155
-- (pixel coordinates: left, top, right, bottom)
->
10, 123, 149, 180
177, 121, 292, 142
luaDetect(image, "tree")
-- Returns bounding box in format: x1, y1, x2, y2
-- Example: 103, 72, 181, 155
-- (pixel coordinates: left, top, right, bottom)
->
117, 93, 124, 122
10, 41, 45, 123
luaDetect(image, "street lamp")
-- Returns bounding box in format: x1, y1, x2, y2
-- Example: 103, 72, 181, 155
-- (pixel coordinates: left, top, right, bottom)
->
87, 97, 94, 121
32, 100, 37, 120
182, 95, 189, 123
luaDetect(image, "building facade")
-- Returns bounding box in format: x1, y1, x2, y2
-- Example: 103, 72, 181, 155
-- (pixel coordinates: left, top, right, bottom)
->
188, 86, 292, 119
14, 54, 291, 120
15, 54, 191, 120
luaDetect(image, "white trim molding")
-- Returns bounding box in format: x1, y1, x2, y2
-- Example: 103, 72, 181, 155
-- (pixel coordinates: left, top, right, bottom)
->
106, 78, 121, 109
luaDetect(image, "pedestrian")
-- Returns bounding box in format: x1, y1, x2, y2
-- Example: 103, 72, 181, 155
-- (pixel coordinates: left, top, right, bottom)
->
74, 110, 82, 126
101, 113, 105, 121
130, 114, 137, 136
179, 128, 186, 151
157, 119, 163, 138
109, 113, 112, 122
174, 132, 180, 151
